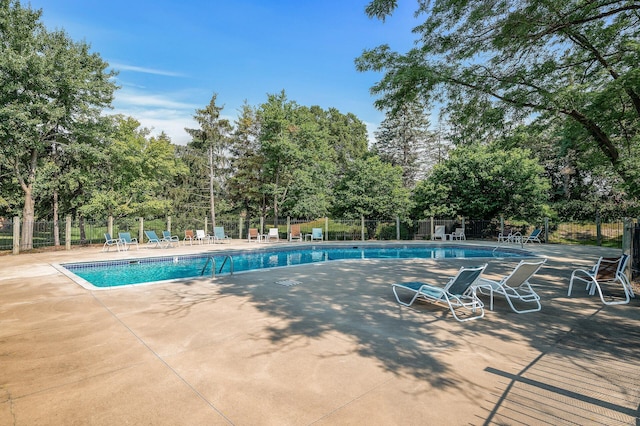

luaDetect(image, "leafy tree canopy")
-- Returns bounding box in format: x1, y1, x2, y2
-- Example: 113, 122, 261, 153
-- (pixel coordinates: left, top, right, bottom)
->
79, 116, 184, 219
332, 155, 412, 219
357, 0, 640, 197
0, 0, 117, 247
373, 100, 436, 187
412, 144, 551, 220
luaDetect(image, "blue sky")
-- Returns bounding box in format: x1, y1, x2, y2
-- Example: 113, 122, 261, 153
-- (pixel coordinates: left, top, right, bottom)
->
28, 0, 419, 145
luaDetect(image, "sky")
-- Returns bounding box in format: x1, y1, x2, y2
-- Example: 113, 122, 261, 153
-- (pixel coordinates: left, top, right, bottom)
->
27, 0, 420, 145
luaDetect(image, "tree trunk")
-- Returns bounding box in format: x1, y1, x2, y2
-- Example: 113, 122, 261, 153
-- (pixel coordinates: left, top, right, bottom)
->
208, 146, 216, 229
79, 215, 86, 244
273, 192, 279, 227
21, 185, 35, 250
16, 148, 39, 251
273, 172, 279, 227
53, 189, 60, 246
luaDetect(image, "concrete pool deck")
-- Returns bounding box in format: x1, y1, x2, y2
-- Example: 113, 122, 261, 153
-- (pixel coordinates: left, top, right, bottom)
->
1, 240, 639, 425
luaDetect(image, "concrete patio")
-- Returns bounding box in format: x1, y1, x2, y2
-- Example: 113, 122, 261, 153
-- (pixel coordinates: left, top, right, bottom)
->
1, 241, 639, 425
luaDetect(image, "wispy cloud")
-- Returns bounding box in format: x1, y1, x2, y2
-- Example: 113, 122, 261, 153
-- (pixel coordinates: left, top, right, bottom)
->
110, 88, 199, 144
115, 91, 197, 110
110, 62, 185, 77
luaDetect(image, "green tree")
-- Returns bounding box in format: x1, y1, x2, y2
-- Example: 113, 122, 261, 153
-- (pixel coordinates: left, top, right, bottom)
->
438, 94, 513, 148
171, 145, 212, 221
229, 97, 365, 221
282, 105, 337, 218
227, 101, 267, 220
499, 117, 640, 220
412, 145, 550, 220
324, 108, 369, 175
257, 91, 303, 225
0, 0, 117, 248
332, 155, 412, 222
373, 100, 435, 187
357, 0, 640, 197
80, 117, 183, 219
185, 93, 233, 228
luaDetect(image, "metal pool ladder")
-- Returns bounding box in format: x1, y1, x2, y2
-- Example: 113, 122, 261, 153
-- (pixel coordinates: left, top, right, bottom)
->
200, 255, 234, 278
492, 237, 523, 257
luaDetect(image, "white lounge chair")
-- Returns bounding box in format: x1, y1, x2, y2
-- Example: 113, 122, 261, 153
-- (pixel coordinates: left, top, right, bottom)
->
451, 227, 466, 240
432, 225, 446, 241
195, 229, 211, 244
473, 259, 546, 313
568, 255, 634, 305
497, 230, 522, 243
392, 264, 487, 322
266, 228, 279, 242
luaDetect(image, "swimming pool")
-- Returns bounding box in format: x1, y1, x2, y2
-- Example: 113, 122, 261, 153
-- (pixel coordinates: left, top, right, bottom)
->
60, 244, 533, 289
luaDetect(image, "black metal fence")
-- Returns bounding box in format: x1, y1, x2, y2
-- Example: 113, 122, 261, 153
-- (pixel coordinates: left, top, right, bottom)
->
633, 222, 640, 280
0, 215, 633, 253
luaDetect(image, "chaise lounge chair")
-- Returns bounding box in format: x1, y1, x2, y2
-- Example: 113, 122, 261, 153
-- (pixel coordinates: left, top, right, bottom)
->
473, 259, 546, 313
118, 232, 139, 250
568, 255, 634, 305
451, 227, 466, 240
195, 229, 211, 244
497, 230, 522, 243
144, 230, 171, 248
183, 229, 195, 245
162, 230, 180, 246
266, 227, 279, 242
289, 224, 302, 242
391, 264, 488, 322
248, 228, 261, 242
310, 227, 323, 241
103, 233, 121, 252
213, 226, 232, 243
432, 225, 446, 241
523, 228, 542, 243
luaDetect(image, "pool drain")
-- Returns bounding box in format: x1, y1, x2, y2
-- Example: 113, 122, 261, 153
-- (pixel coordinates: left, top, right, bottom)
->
275, 279, 301, 287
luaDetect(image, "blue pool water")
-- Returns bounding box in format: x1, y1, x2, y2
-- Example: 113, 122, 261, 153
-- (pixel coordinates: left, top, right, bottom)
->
62, 245, 531, 289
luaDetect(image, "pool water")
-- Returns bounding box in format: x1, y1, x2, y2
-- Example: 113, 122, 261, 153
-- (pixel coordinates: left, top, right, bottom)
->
62, 245, 530, 289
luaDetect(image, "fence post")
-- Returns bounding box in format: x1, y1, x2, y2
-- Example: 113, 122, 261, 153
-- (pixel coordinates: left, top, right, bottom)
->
12, 216, 20, 255
622, 218, 633, 279
396, 216, 400, 240
361, 216, 365, 241
139, 218, 144, 243
544, 217, 549, 243
167, 215, 171, 233
325, 217, 328, 241
430, 217, 434, 240
596, 212, 602, 246
108, 215, 113, 238
622, 218, 632, 254
65, 216, 72, 250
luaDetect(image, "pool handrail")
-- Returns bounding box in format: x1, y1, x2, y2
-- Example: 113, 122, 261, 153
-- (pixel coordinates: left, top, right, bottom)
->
200, 255, 234, 278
